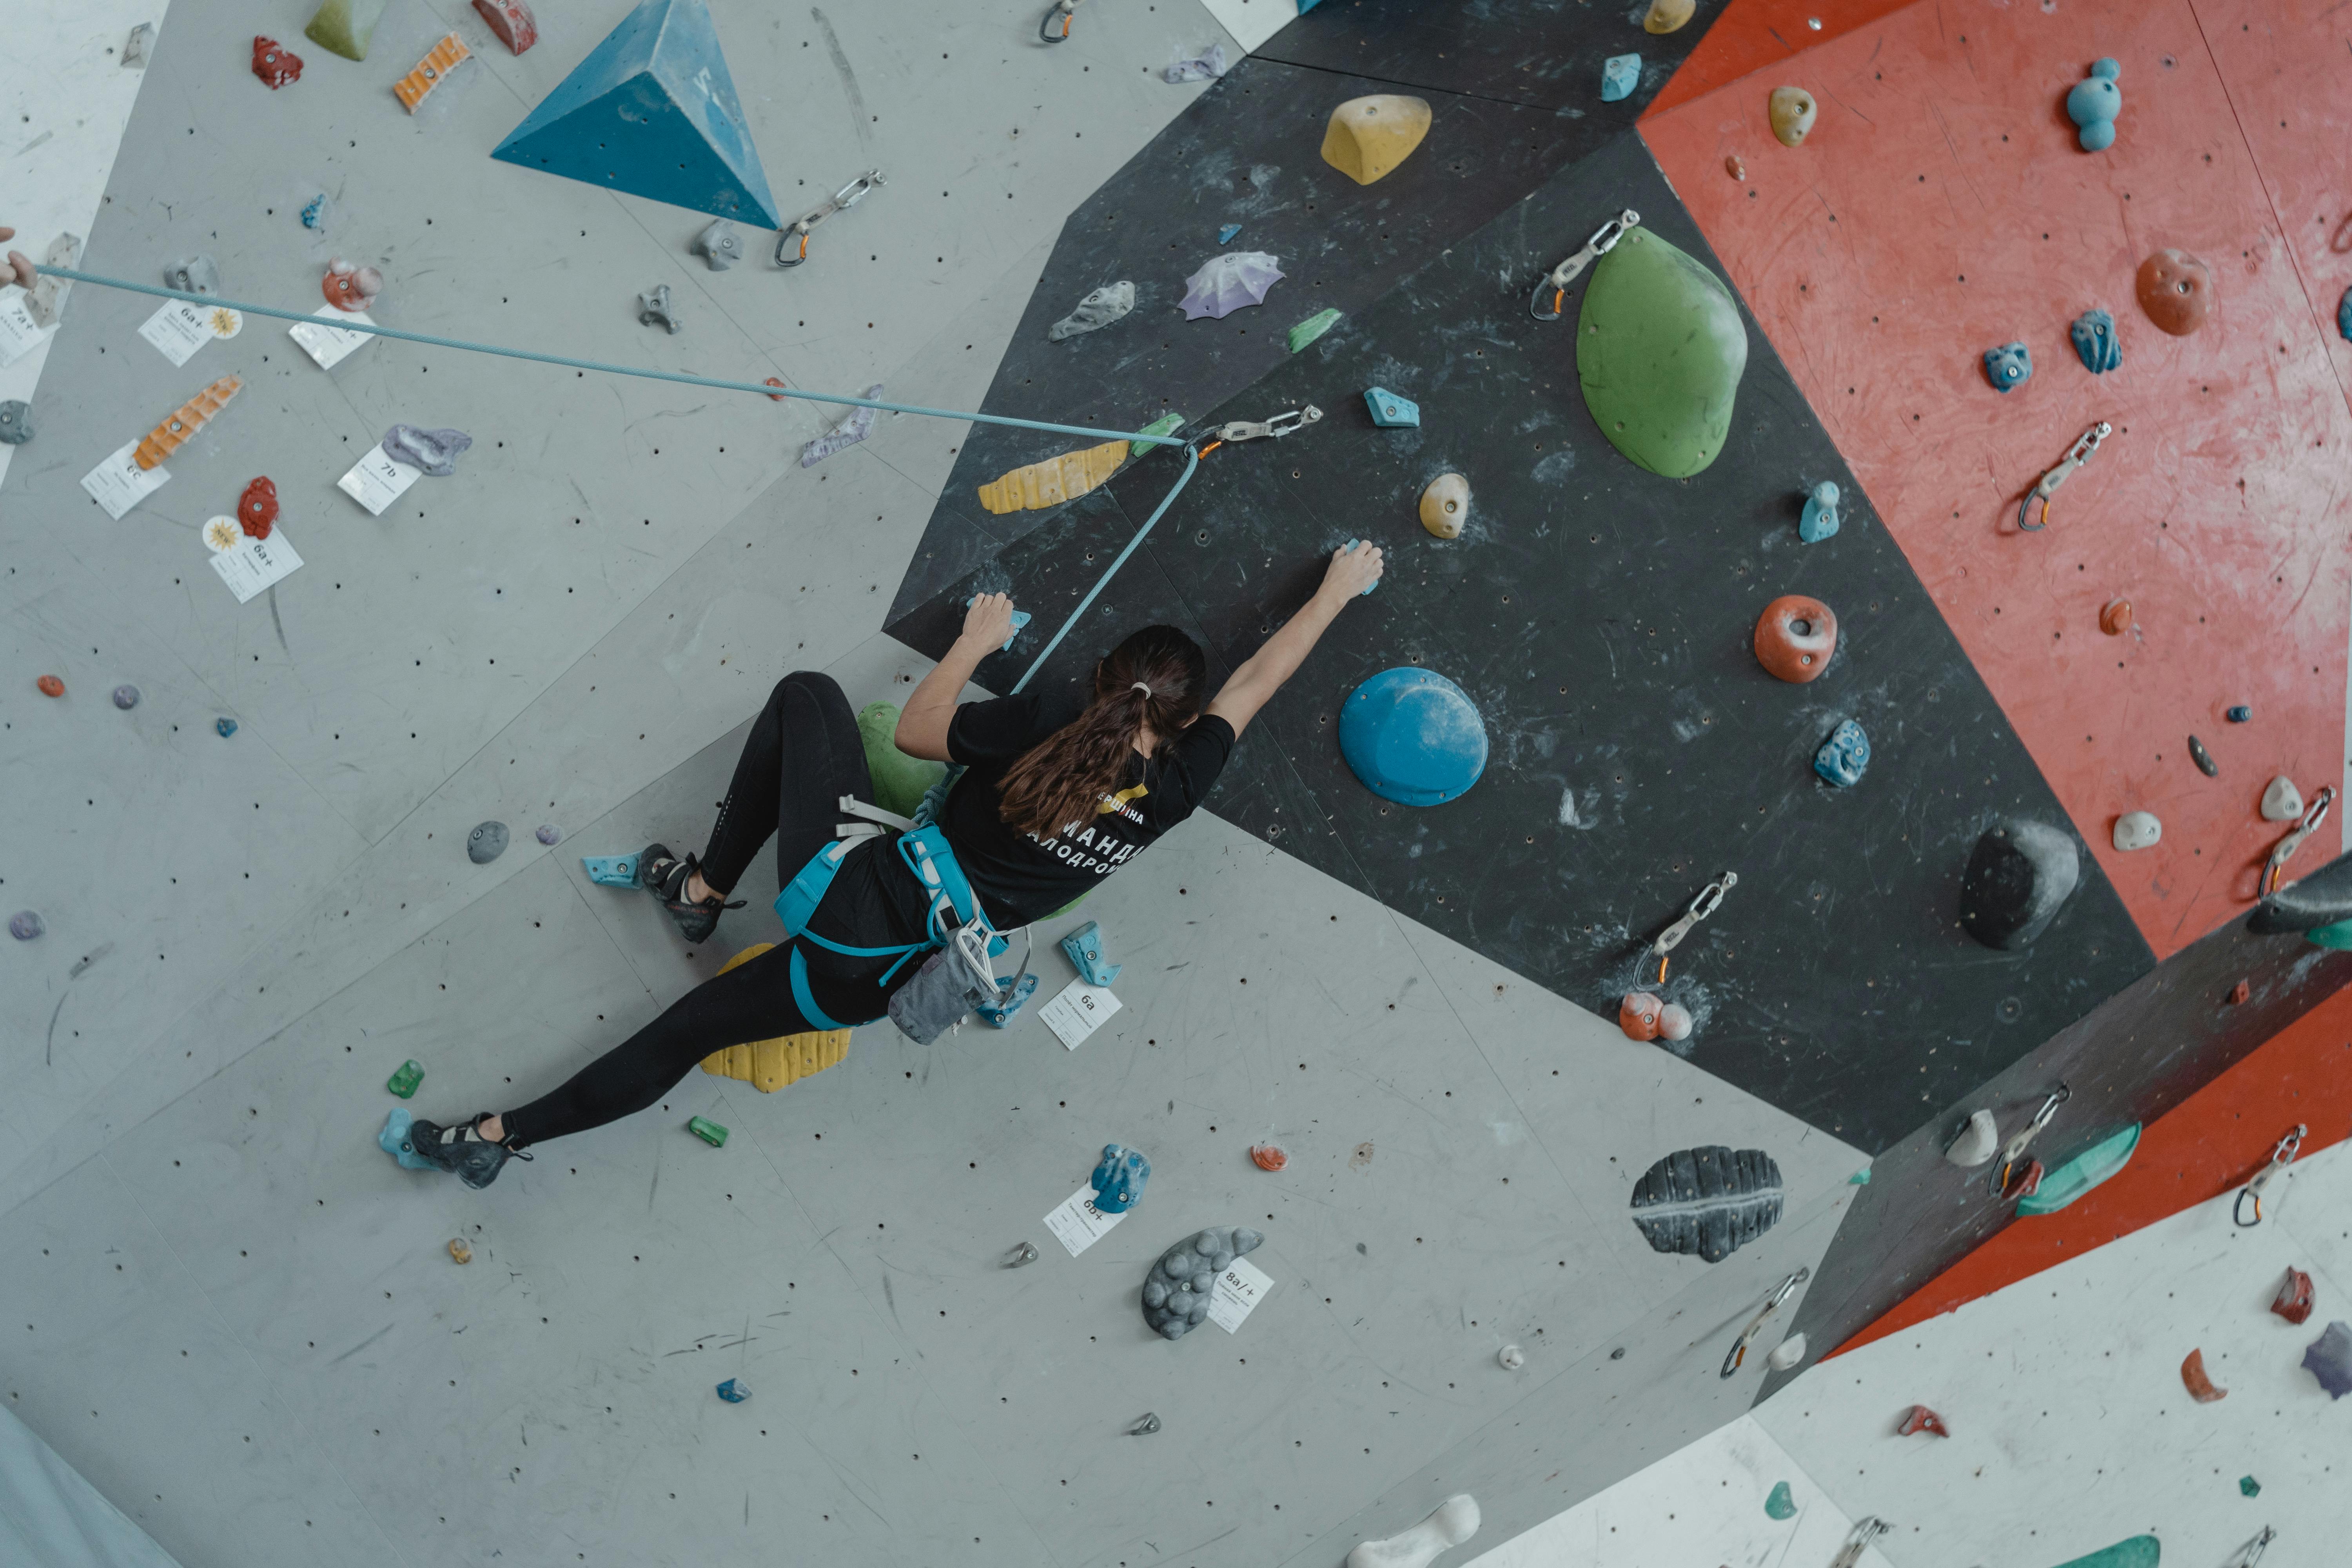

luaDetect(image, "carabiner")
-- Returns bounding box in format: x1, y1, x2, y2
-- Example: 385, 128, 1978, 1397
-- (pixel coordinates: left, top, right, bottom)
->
1720, 1267, 1809, 1379
2223, 1526, 2276, 1568
1829, 1519, 1893, 1568
2234, 1124, 2308, 1227
1208, 404, 1323, 445
1529, 209, 1641, 320
1039, 0, 1079, 43
1650, 871, 1736, 982
2016, 421, 2113, 532
2262, 785, 2334, 895
1993, 1083, 2070, 1197
773, 170, 885, 269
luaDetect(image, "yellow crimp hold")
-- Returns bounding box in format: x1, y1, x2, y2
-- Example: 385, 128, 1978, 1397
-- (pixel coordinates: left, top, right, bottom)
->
135, 375, 241, 471
976, 438, 1130, 515
394, 33, 471, 113
700, 944, 852, 1093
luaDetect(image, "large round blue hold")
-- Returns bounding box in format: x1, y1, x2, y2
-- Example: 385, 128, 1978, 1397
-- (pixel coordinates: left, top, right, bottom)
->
1339, 668, 1488, 807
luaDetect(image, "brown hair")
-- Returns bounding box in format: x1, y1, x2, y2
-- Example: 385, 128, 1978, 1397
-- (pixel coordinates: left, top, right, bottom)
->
996, 625, 1209, 839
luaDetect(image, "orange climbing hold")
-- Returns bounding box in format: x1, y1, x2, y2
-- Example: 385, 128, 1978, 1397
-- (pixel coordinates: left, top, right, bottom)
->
252, 36, 303, 88
393, 33, 472, 113
321, 258, 383, 312
2272, 1267, 2315, 1325
976, 439, 1129, 514
2099, 598, 2133, 636
1895, 1404, 1948, 1437
1619, 991, 1665, 1041
134, 376, 241, 471
2180, 1347, 2227, 1403
36, 675, 64, 698
1250, 1145, 1289, 1171
239, 477, 280, 540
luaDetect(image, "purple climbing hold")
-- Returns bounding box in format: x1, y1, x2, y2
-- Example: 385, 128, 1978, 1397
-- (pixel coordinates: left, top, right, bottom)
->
2302, 1320, 2352, 1398
536, 824, 562, 845
382, 425, 474, 476
9, 911, 43, 941
112, 684, 140, 710
1181, 252, 1283, 321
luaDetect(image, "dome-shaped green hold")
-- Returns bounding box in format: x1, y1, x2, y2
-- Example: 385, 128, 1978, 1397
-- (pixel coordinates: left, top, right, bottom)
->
1576, 228, 1749, 477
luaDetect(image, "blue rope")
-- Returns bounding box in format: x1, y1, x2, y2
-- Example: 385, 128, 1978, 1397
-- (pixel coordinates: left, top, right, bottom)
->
39, 265, 1187, 448
1011, 445, 1200, 693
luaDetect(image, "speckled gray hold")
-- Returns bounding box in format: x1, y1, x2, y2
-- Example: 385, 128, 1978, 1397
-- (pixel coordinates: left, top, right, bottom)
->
639, 283, 681, 334
382, 425, 474, 476
535, 824, 562, 846
163, 255, 220, 296
111, 684, 139, 710
694, 220, 742, 270
0, 401, 31, 445
467, 821, 510, 864
1628, 1147, 1783, 1263
9, 911, 42, 941
1047, 281, 1136, 342
1142, 1225, 1262, 1340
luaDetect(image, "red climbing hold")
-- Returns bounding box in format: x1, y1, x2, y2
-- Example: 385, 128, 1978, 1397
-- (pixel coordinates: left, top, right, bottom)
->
1250, 1145, 1288, 1172
2272, 1267, 2315, 1326
2180, 1347, 2228, 1403
2229, 980, 2250, 1005
36, 675, 64, 698
765, 377, 789, 403
239, 477, 279, 539
1619, 991, 1665, 1041
252, 36, 303, 89
470, 0, 538, 54
321, 258, 383, 313
1895, 1405, 1949, 1437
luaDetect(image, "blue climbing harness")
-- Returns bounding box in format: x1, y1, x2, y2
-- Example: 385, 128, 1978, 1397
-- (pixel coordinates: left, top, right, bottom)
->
774, 822, 1006, 1029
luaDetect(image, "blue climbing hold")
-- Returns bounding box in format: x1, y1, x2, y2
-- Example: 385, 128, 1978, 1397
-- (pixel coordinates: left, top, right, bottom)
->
1091, 1143, 1151, 1213
378, 1108, 438, 1172
1983, 341, 2033, 392
2338, 284, 2352, 342
1363, 386, 1420, 428
2071, 308, 2121, 373
716, 1377, 751, 1403
1600, 53, 1641, 103
2227, 705, 2253, 723
975, 972, 1038, 1028
2065, 58, 2122, 153
1798, 480, 1840, 543
581, 854, 641, 887
969, 595, 1032, 651
491, 0, 782, 228
1813, 719, 1870, 787
1340, 668, 1488, 807
301, 194, 330, 230
215, 717, 238, 738
1061, 920, 1122, 987
1218, 223, 1242, 244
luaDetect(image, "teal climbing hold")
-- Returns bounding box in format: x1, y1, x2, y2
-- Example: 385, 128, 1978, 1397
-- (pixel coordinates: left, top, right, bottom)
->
1339, 668, 1488, 807
2065, 58, 2123, 153
378, 1108, 438, 1172
1364, 386, 1420, 428
1061, 920, 1122, 987
1600, 53, 1640, 103
1764, 1481, 1796, 1521
2051, 1537, 2159, 1568
1288, 307, 1342, 354
581, 854, 641, 887
492, 0, 781, 227
2018, 1123, 2140, 1214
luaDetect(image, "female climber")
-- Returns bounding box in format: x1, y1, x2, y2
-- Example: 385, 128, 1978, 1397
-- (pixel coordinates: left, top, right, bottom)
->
405, 541, 1386, 1187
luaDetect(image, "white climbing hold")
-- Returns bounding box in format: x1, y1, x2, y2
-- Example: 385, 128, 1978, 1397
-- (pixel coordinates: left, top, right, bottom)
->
1657, 1002, 1693, 1042
1497, 1344, 1524, 1370
2261, 775, 2304, 823
1945, 1108, 1998, 1168
1766, 1332, 1807, 1371
1047, 280, 1135, 342
1348, 1495, 1481, 1568
2113, 810, 2161, 851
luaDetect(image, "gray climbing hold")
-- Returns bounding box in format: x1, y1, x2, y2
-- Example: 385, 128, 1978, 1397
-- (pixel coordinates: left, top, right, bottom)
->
467, 820, 510, 864
694, 219, 743, 270
638, 283, 680, 334
1142, 1225, 1262, 1340
1798, 479, 1840, 543
163, 255, 219, 296
2261, 776, 2304, 823
9, 911, 42, 941
1163, 44, 1227, 83
535, 824, 562, 846
381, 425, 473, 476
111, 684, 139, 710
123, 22, 153, 67
800, 384, 882, 467
1628, 1147, 1783, 1263
1983, 340, 2032, 391
1128, 1412, 1162, 1435
2114, 810, 2161, 851
1945, 1108, 1999, 1167
0, 401, 31, 445
1600, 53, 1641, 103
1958, 818, 2079, 950
2071, 308, 2121, 373
1047, 281, 1136, 342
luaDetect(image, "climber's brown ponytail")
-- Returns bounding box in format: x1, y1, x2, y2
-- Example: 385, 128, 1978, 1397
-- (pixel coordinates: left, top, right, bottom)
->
996, 626, 1209, 839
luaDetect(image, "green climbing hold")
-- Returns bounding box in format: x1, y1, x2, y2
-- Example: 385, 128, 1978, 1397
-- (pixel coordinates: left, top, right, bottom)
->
688, 1115, 729, 1147
2017, 1123, 2140, 1215
304, 0, 387, 60
1288, 308, 1343, 354
1764, 1481, 1796, 1520
859, 702, 947, 819
1576, 227, 1749, 477
2239, 1475, 2259, 1497
2051, 1537, 2160, 1568
1130, 411, 1184, 458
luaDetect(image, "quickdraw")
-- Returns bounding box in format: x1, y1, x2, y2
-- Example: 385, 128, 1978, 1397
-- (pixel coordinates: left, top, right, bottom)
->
2262, 785, 2334, 896
1993, 1084, 2070, 1198
1191, 403, 1321, 459
1829, 1518, 1893, 1568
1038, 0, 1086, 43
774, 170, 885, 268
1529, 209, 1640, 320
1650, 871, 1735, 984
1720, 1266, 1808, 1379
2016, 421, 2112, 531
2223, 1526, 2276, 1568
2234, 1124, 2307, 1227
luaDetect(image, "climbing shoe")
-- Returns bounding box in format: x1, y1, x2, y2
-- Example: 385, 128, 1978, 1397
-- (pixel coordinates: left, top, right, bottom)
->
638, 842, 742, 944
409, 1115, 533, 1191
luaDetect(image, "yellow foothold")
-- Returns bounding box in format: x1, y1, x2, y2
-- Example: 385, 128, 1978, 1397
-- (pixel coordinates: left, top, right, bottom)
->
448, 1238, 472, 1264
701, 945, 853, 1092
1419, 472, 1470, 539
1643, 0, 1695, 33
975, 438, 1130, 515
1769, 85, 1817, 148
1319, 95, 1434, 186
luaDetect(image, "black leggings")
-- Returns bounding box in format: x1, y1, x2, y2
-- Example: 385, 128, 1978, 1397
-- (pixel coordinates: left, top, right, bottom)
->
501, 672, 884, 1147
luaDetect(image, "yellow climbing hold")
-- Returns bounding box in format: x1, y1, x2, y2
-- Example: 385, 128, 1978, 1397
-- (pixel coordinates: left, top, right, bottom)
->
976, 438, 1129, 515
1643, 0, 1695, 33
700, 945, 852, 1092
1319, 95, 1433, 186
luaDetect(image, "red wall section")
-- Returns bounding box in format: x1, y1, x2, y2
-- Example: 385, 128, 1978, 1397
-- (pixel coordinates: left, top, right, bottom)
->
1641, 0, 2352, 960
1834, 972, 2352, 1356
1645, 0, 1922, 121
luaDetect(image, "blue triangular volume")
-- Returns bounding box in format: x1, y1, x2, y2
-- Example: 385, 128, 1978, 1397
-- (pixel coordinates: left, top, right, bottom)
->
492, 0, 780, 228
